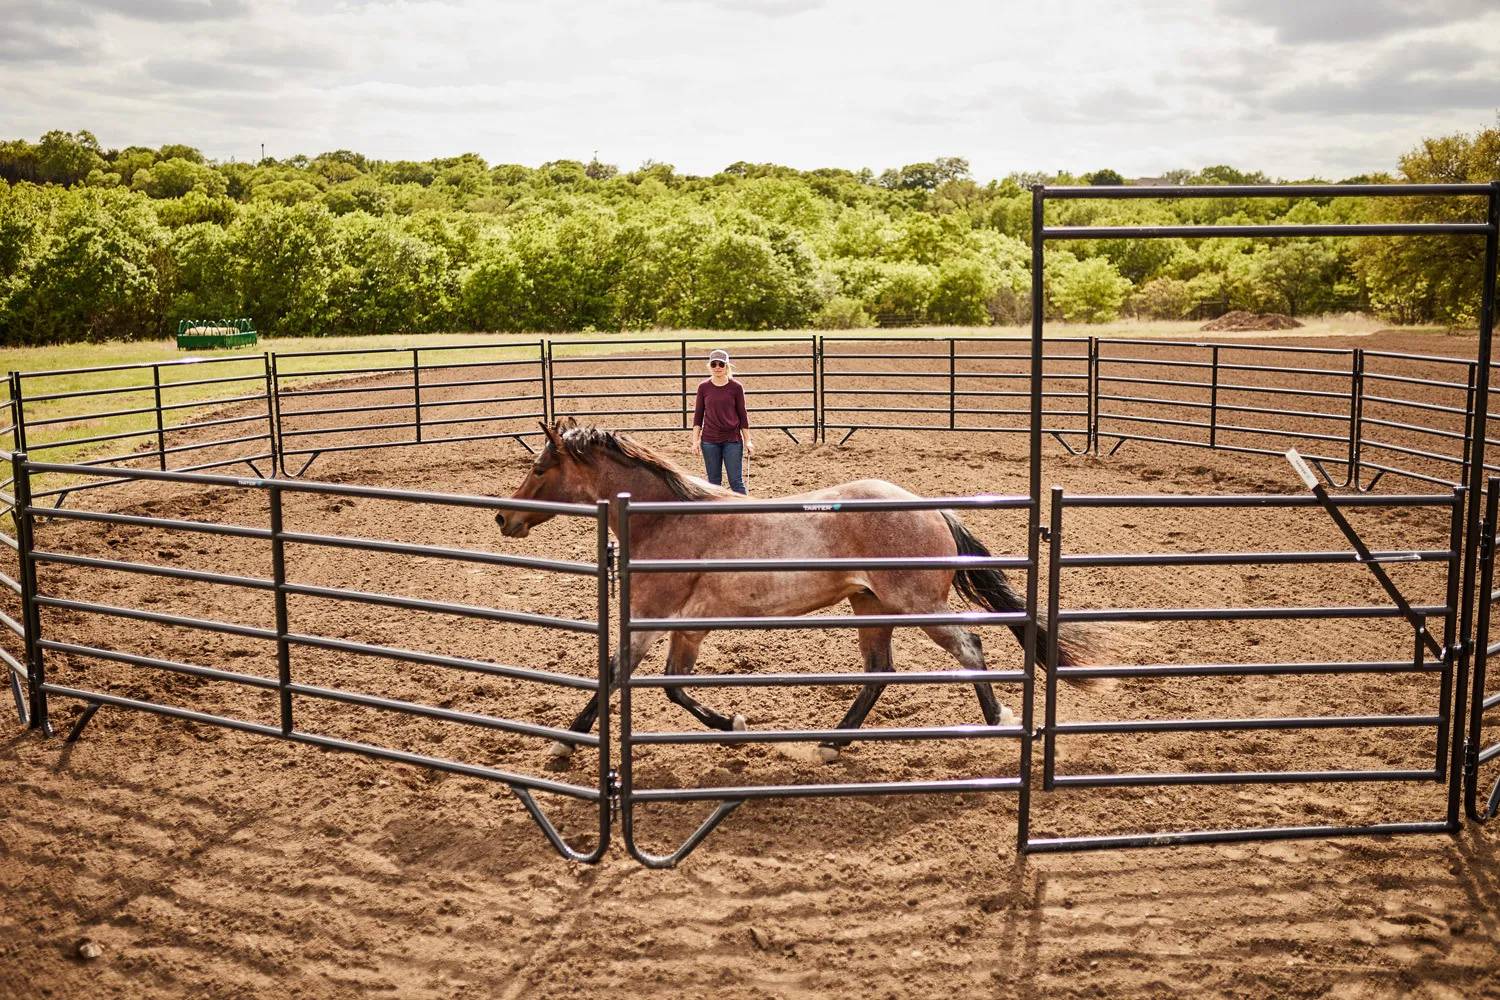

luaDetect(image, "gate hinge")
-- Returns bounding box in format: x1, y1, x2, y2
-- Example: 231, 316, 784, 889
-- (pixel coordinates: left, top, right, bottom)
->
1463, 740, 1480, 778
1481, 519, 1494, 562
607, 767, 622, 817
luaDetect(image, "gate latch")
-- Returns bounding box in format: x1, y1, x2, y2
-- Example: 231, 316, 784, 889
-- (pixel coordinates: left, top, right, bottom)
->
607, 541, 617, 597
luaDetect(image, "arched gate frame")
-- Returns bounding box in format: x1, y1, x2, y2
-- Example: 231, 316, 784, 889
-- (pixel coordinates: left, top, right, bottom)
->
1030, 181, 1499, 849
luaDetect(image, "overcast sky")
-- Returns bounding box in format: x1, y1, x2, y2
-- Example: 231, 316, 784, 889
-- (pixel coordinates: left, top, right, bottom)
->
3, 0, 1498, 181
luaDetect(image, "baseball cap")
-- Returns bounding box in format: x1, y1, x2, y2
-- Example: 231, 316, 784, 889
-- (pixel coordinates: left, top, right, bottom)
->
708, 349, 730, 364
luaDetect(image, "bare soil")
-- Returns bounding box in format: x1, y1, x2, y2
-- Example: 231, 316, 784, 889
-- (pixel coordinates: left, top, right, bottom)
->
2, 329, 1498, 999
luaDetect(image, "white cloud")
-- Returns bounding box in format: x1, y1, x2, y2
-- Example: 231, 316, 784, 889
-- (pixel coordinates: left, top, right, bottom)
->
1, 0, 1496, 178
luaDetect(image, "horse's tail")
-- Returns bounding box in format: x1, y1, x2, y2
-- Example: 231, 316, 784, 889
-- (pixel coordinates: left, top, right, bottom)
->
942, 511, 1098, 668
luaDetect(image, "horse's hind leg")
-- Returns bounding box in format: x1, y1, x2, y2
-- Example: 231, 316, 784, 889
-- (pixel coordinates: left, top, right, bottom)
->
819, 596, 897, 762
665, 631, 746, 733
920, 624, 1013, 726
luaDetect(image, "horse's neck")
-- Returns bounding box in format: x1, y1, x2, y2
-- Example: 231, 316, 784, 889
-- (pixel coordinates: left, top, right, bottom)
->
598, 463, 687, 543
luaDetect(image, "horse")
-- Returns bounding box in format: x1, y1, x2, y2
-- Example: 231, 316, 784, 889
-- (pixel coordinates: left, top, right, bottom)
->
496, 420, 1097, 762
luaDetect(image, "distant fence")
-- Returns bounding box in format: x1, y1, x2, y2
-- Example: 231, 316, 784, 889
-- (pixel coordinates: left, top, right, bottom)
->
6, 335, 1498, 501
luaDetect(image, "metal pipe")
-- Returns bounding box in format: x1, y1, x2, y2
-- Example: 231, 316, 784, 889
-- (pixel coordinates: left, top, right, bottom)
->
1045, 223, 1492, 239
269, 485, 293, 735
1456, 181, 1500, 823
11, 452, 42, 730
1020, 181, 1045, 853
1045, 182, 1495, 199
1467, 478, 1499, 821
1044, 486, 1063, 790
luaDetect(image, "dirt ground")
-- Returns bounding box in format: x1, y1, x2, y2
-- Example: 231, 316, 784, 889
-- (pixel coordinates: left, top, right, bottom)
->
2, 329, 1499, 999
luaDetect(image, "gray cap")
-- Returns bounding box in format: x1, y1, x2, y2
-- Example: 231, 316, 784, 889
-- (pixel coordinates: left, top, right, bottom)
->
708, 349, 730, 364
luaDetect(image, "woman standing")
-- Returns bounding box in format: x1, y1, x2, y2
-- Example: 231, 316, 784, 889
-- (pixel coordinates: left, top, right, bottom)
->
692, 348, 754, 494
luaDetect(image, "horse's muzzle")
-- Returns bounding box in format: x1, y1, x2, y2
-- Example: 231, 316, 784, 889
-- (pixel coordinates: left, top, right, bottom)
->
496, 512, 530, 538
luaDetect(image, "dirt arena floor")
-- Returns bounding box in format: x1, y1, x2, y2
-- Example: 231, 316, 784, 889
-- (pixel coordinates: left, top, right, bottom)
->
3, 330, 1499, 999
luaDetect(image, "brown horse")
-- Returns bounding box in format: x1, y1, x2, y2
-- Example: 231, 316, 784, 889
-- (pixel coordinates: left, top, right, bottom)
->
497, 420, 1094, 762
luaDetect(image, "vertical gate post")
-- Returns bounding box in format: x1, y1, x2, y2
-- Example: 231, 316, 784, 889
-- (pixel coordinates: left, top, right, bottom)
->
614, 493, 637, 850
1466, 478, 1499, 821
8, 373, 22, 453
411, 348, 423, 445
1086, 337, 1098, 454
815, 337, 825, 443
152, 364, 167, 471
593, 498, 613, 854
1461, 361, 1477, 482
269, 352, 287, 476
543, 339, 553, 426
1043, 486, 1064, 791
262, 353, 279, 472
1439, 486, 1464, 799
1349, 349, 1365, 487
1454, 181, 1500, 824
1019, 183, 1046, 853
680, 342, 689, 430
268, 484, 293, 735
11, 452, 44, 732
1209, 345, 1219, 449
948, 338, 956, 430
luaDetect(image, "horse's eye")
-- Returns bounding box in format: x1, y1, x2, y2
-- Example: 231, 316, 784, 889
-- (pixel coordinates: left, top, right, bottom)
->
532, 464, 547, 475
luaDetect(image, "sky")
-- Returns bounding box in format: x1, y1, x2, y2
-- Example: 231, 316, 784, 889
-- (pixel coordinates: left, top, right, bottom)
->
2, 0, 1498, 181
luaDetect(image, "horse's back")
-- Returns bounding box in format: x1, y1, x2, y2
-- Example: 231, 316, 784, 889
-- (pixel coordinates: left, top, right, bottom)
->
783, 478, 918, 503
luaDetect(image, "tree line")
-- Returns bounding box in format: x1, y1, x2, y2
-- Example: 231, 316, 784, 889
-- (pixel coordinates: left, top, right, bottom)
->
0, 124, 1494, 345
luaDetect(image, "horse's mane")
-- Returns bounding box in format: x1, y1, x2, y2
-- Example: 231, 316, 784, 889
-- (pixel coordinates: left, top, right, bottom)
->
555, 424, 736, 502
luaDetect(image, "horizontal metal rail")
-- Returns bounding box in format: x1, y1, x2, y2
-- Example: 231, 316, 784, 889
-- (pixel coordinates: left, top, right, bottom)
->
1046, 223, 1492, 239
629, 776, 1021, 803
40, 685, 601, 799
1047, 182, 1495, 199
630, 554, 1029, 572
1047, 768, 1438, 787
629, 723, 1025, 745
1026, 820, 1452, 853
1051, 713, 1439, 735
632, 610, 1028, 631
630, 668, 1026, 687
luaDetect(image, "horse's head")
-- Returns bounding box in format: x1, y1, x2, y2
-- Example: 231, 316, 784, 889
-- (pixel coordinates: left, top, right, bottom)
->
497, 420, 590, 538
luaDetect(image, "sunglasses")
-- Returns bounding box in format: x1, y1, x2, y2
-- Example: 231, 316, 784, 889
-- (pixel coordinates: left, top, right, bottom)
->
709, 360, 726, 368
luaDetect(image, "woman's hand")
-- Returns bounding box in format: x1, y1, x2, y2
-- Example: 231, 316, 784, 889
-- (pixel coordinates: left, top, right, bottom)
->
745, 439, 755, 456
692, 438, 702, 456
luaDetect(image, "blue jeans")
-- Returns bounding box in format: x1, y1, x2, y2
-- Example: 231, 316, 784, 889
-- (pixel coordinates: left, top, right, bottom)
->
701, 440, 746, 494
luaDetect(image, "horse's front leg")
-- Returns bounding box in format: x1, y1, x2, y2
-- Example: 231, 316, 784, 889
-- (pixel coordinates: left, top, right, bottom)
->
664, 630, 746, 733
550, 629, 659, 759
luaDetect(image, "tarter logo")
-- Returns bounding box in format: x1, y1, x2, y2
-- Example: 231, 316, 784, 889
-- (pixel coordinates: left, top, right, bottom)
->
801, 503, 841, 512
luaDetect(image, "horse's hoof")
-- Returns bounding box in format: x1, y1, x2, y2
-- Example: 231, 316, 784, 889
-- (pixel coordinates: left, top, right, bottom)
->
548, 740, 575, 759
1000, 705, 1015, 726
817, 745, 840, 763
732, 714, 748, 732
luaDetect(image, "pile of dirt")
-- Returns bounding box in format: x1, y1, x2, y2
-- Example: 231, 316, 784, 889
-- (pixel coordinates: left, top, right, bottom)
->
1201, 311, 1304, 332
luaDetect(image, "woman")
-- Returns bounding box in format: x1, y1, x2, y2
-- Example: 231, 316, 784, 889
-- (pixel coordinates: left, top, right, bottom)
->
692, 348, 754, 494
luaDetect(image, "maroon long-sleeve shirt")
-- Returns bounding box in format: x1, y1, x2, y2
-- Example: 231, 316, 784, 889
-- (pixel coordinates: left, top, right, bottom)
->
693, 378, 750, 444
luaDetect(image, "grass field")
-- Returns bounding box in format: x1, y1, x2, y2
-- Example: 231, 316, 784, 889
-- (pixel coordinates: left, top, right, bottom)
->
1, 316, 1440, 471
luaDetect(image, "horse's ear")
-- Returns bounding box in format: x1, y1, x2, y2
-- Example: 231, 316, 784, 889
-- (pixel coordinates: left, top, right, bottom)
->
555, 415, 578, 431
540, 421, 564, 452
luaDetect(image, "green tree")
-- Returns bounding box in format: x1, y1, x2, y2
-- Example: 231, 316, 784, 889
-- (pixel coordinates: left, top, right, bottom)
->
1358, 124, 1499, 324
1047, 253, 1131, 322
36, 130, 104, 185
1251, 241, 1338, 315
